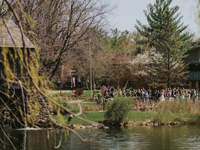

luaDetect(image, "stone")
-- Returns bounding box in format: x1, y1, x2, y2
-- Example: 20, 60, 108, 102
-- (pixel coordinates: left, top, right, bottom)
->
91, 123, 99, 127
170, 122, 176, 125
80, 126, 86, 129
97, 124, 104, 129
71, 125, 81, 129
103, 126, 109, 129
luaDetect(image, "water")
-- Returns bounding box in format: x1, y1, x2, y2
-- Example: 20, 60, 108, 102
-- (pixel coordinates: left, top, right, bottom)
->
18, 80, 27, 126
1, 126, 200, 150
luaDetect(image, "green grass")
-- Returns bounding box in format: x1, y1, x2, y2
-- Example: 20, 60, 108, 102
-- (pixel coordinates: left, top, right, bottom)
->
49, 90, 99, 101
127, 111, 200, 124
55, 111, 200, 126
127, 111, 157, 123
56, 111, 105, 126
66, 103, 103, 113
50, 95, 200, 126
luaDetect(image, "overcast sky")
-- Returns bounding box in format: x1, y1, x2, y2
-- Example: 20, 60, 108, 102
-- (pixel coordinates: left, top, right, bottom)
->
107, 0, 199, 39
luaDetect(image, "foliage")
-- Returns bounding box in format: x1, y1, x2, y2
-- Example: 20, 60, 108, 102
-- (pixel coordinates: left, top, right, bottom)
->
74, 89, 84, 97
104, 96, 131, 124
135, 0, 194, 87
50, 95, 69, 114
91, 28, 140, 87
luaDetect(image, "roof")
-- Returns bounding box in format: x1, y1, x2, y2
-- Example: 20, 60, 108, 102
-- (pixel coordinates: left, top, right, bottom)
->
191, 41, 200, 48
0, 19, 34, 48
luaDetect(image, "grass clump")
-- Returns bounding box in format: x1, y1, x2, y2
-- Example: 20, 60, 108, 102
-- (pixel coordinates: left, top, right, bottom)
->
156, 100, 200, 113
104, 96, 131, 125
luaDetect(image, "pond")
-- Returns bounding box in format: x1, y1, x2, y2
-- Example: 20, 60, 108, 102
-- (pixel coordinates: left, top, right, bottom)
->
1, 125, 200, 150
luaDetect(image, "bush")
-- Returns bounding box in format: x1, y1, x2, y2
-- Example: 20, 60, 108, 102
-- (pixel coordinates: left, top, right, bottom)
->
104, 96, 131, 124
74, 88, 84, 97
50, 96, 69, 114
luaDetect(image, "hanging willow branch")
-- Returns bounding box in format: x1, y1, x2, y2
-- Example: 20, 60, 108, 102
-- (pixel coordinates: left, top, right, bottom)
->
0, 1, 107, 147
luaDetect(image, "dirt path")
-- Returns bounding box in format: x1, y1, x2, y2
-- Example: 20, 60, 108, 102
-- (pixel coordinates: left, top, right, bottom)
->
68, 100, 83, 116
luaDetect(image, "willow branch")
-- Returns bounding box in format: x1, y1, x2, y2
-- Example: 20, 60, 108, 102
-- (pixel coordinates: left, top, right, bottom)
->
0, 126, 17, 150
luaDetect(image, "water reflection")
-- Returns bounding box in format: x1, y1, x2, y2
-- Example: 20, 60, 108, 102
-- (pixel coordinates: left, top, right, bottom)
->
1, 126, 200, 150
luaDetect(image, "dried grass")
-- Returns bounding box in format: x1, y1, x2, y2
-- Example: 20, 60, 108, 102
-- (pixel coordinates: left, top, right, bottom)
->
156, 100, 200, 113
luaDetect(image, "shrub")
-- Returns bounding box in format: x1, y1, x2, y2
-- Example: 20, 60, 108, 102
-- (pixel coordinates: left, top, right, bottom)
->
74, 89, 84, 97
104, 96, 131, 124
51, 96, 69, 114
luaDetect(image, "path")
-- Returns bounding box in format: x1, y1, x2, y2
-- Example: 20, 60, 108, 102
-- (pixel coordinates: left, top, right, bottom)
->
67, 100, 83, 116
48, 90, 72, 94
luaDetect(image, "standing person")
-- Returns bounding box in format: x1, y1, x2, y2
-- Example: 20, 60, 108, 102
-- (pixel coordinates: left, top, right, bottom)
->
167, 89, 171, 100
196, 90, 199, 105
119, 89, 122, 96
187, 89, 191, 101
159, 90, 165, 102
192, 89, 196, 103
190, 89, 194, 102
172, 88, 176, 99
177, 87, 180, 95
176, 89, 180, 100
155, 90, 157, 98
145, 90, 149, 103
181, 90, 185, 101
97, 91, 102, 104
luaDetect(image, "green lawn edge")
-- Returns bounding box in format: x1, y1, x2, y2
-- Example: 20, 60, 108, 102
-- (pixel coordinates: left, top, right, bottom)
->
55, 111, 200, 126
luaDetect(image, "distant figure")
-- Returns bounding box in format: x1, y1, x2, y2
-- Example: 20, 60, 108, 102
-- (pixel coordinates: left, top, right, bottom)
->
160, 90, 165, 102
68, 114, 73, 124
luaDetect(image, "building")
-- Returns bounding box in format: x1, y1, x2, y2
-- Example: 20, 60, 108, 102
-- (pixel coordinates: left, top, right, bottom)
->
0, 19, 35, 128
185, 42, 200, 89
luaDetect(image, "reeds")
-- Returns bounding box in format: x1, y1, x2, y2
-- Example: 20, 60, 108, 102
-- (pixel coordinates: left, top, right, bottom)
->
156, 99, 200, 113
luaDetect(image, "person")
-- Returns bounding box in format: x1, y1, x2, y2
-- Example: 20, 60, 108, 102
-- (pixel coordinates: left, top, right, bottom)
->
97, 91, 102, 104
180, 90, 185, 101
176, 89, 180, 100
167, 88, 171, 100
192, 89, 196, 103
68, 114, 73, 124
159, 90, 165, 102
145, 91, 149, 103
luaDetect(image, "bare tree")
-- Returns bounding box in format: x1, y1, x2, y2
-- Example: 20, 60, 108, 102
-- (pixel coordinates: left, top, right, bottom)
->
0, 0, 109, 148
13, 0, 112, 80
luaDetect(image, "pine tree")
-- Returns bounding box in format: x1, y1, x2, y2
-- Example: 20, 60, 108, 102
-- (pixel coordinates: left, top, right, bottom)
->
135, 0, 194, 87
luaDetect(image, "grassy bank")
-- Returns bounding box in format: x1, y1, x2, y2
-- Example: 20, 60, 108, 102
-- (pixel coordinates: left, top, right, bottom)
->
55, 111, 200, 126
55, 111, 105, 126
51, 92, 200, 126
49, 90, 99, 101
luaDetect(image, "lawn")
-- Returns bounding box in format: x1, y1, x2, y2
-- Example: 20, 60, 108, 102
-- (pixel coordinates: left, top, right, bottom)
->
57, 111, 105, 126
56, 111, 200, 126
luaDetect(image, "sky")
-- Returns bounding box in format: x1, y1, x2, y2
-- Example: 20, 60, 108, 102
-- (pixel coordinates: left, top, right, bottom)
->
107, 0, 200, 39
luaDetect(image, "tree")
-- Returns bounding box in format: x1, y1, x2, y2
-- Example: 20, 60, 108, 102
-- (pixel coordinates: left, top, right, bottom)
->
91, 28, 137, 88
11, 0, 112, 81
135, 0, 194, 87
0, 1, 108, 148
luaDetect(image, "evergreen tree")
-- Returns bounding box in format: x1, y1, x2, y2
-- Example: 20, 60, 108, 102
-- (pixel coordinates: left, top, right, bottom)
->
135, 0, 194, 87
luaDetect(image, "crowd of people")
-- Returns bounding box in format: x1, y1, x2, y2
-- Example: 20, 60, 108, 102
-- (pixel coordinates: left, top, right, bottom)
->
97, 86, 200, 103
121, 87, 200, 102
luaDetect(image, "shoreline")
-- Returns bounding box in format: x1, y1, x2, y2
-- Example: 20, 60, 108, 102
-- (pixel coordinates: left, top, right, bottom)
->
70, 119, 198, 130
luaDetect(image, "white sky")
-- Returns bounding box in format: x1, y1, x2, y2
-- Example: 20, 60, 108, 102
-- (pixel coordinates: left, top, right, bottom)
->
107, 0, 200, 39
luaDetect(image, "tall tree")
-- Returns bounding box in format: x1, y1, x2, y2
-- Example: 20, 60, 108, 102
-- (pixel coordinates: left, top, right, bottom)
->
135, 0, 194, 87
